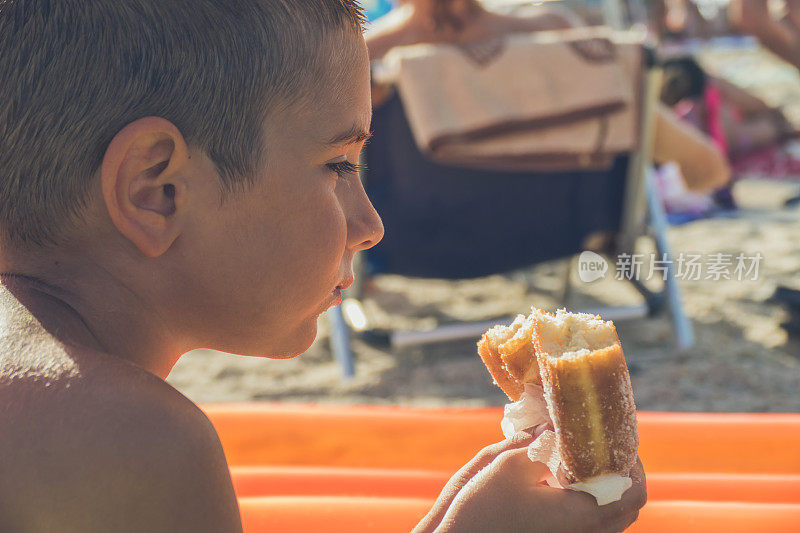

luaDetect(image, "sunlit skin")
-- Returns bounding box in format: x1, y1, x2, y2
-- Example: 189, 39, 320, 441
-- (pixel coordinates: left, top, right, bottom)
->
0, 29, 381, 533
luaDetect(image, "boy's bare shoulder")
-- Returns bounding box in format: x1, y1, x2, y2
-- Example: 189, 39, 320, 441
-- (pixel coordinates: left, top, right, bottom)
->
0, 335, 242, 532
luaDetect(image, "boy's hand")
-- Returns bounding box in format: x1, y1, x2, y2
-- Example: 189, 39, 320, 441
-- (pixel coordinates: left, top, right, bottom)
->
413, 427, 542, 533
416, 431, 646, 533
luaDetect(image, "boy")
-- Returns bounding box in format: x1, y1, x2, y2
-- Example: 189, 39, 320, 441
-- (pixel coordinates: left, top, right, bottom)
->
0, 1, 645, 531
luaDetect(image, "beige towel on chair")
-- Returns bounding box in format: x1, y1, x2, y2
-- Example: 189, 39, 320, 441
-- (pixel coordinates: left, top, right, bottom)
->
380, 27, 644, 171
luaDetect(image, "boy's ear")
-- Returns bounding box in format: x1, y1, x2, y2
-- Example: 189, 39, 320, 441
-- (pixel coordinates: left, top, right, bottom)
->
100, 117, 190, 258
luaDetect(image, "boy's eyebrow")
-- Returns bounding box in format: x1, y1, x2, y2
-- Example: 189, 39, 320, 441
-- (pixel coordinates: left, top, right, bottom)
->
326, 124, 373, 146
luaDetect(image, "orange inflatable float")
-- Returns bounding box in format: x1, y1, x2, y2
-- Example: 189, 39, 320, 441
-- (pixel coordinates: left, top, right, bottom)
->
230, 466, 800, 504
236, 497, 800, 533
202, 404, 800, 532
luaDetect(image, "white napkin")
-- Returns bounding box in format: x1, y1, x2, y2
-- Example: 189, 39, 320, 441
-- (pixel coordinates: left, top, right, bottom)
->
501, 384, 632, 505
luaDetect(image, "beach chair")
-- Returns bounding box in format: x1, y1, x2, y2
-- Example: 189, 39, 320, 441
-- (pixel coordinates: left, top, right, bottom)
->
328, 41, 694, 378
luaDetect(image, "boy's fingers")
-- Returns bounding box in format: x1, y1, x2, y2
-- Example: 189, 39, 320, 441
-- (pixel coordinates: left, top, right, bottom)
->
550, 487, 636, 532
456, 430, 537, 484
519, 484, 604, 531
454, 429, 538, 488
527, 456, 646, 531
475, 428, 537, 465
598, 504, 642, 533
414, 431, 538, 532
450, 432, 541, 495
597, 457, 647, 524
492, 447, 552, 483
603, 510, 641, 533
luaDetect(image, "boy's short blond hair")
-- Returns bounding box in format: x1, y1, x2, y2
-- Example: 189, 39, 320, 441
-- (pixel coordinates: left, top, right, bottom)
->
0, 0, 365, 247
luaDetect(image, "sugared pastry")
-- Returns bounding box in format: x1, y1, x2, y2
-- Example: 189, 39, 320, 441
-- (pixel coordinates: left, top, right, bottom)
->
531, 309, 638, 482
478, 308, 638, 485
477, 314, 541, 401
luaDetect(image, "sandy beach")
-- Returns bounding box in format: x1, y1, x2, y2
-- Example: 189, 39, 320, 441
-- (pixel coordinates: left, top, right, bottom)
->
168, 45, 800, 413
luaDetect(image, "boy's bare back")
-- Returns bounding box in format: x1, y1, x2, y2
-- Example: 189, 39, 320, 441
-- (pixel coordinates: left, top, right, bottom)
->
0, 285, 241, 532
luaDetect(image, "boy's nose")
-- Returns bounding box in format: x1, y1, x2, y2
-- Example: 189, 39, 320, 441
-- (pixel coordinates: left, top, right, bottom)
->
349, 197, 384, 252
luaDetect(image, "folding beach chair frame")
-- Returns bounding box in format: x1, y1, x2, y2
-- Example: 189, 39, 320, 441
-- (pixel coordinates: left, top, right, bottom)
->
328, 45, 694, 378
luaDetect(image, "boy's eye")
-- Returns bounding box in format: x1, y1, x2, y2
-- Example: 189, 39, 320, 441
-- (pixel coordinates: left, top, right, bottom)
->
326, 160, 366, 178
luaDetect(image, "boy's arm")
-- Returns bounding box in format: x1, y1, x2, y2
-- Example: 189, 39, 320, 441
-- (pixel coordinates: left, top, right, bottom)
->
8, 384, 242, 533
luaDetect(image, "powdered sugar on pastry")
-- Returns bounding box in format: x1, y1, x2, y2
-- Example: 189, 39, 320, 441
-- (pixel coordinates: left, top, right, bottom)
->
478, 307, 639, 505
533, 309, 638, 483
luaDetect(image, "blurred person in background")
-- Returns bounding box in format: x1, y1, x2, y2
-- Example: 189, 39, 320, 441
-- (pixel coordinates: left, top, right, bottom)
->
650, 0, 727, 40
367, 0, 729, 196
366, 0, 579, 65
662, 56, 797, 161
661, 55, 800, 213
652, 0, 692, 37
729, 0, 800, 68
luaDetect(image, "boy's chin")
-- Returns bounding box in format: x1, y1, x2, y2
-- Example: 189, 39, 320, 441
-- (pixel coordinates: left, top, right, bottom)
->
260, 319, 319, 360
212, 318, 319, 359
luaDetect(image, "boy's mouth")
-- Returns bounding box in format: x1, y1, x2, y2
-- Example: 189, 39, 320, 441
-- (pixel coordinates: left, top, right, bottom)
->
336, 277, 354, 291
331, 288, 343, 307
327, 277, 353, 309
